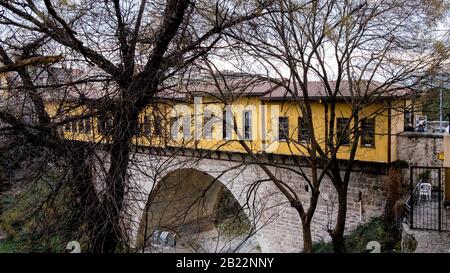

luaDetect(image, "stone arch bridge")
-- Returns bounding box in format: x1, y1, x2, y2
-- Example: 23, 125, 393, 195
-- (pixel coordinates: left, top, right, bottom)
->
93, 147, 387, 253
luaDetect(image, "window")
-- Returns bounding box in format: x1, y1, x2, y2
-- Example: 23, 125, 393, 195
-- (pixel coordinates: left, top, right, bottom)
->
71, 122, 78, 133
298, 117, 310, 143
336, 118, 350, 145
222, 110, 231, 140
78, 120, 85, 133
97, 118, 104, 134
170, 116, 179, 139
169, 115, 191, 139
84, 118, 92, 133
98, 115, 113, 135
142, 115, 151, 135
64, 122, 71, 132
404, 111, 414, 131
203, 111, 214, 139
361, 118, 375, 147
154, 121, 163, 137
153, 113, 163, 137
243, 111, 252, 140
278, 116, 289, 141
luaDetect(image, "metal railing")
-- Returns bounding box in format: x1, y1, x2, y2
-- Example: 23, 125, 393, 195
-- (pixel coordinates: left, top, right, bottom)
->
405, 166, 447, 231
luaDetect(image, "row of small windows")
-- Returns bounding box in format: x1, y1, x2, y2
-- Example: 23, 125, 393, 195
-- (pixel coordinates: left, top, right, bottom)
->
63, 115, 164, 136
64, 117, 111, 135
278, 116, 375, 147
62, 112, 249, 140
62, 113, 375, 147
64, 118, 93, 134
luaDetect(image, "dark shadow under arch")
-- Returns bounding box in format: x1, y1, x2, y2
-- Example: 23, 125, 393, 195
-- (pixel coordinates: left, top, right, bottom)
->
136, 168, 260, 253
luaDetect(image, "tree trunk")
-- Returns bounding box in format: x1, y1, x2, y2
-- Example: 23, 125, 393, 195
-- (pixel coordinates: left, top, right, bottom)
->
302, 220, 313, 253
91, 105, 136, 253
331, 188, 348, 253
66, 142, 101, 250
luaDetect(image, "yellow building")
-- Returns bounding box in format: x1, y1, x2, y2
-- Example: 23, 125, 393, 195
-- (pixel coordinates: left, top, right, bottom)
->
53, 78, 414, 164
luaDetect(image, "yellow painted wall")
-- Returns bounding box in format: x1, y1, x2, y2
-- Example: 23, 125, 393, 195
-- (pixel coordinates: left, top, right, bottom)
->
45, 102, 106, 143
55, 96, 407, 164
263, 101, 326, 157
328, 102, 389, 163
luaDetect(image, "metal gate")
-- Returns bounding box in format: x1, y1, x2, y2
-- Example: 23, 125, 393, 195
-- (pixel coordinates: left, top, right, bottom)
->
405, 166, 447, 231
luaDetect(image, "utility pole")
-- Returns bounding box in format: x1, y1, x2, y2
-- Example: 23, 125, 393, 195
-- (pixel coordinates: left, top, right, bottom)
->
440, 86, 443, 132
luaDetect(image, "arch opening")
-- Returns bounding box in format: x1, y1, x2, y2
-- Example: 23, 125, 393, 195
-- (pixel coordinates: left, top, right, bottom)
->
137, 168, 260, 253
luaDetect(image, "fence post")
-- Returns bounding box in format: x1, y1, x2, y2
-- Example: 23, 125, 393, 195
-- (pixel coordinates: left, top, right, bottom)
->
410, 167, 414, 229
438, 168, 442, 231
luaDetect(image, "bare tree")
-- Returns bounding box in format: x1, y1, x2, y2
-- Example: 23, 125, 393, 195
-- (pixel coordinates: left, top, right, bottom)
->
0, 0, 275, 252
219, 0, 449, 252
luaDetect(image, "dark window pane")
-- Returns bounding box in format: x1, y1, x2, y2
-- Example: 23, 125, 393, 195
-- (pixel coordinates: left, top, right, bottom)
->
298, 117, 310, 143
78, 120, 85, 133
143, 115, 151, 135
98, 114, 113, 135
152, 112, 163, 137
222, 110, 233, 140
243, 111, 252, 140
361, 118, 375, 147
336, 118, 350, 145
85, 118, 91, 133
222, 110, 228, 139
97, 118, 104, 134
404, 111, 414, 131
64, 122, 71, 132
279, 116, 289, 140
71, 122, 78, 133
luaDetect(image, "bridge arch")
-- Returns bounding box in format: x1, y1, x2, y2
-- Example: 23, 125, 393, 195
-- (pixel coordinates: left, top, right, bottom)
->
135, 168, 260, 252
120, 153, 303, 253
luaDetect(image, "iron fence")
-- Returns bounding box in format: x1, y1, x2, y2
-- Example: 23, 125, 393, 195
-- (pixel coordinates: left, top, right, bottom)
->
405, 166, 448, 231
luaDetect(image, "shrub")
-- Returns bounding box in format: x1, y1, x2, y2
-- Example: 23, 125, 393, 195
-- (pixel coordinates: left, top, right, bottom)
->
312, 217, 402, 253
0, 169, 84, 253
383, 167, 408, 229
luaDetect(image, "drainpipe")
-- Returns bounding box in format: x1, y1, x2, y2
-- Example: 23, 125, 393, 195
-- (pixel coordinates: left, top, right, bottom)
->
261, 101, 266, 152
323, 100, 328, 154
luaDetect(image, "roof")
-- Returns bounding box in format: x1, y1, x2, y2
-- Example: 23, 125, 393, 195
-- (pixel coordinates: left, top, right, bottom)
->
170, 77, 278, 100
161, 76, 413, 102
2, 68, 414, 104
260, 80, 413, 101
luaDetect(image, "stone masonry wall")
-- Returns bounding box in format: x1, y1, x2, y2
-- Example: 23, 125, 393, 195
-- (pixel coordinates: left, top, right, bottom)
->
397, 132, 444, 167
118, 151, 388, 253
